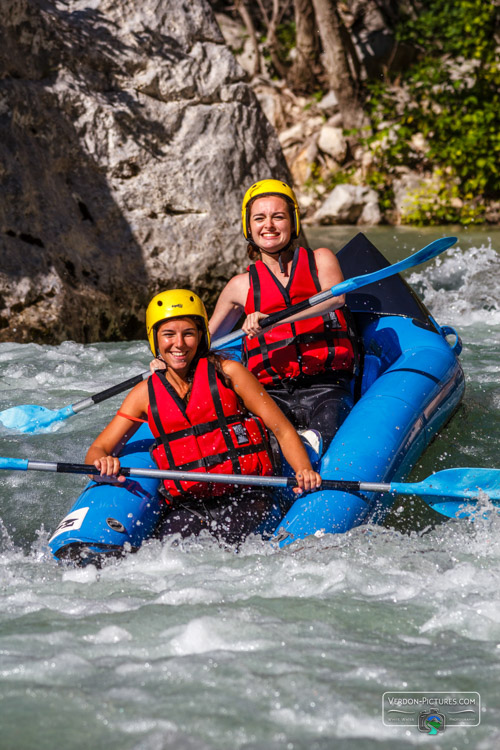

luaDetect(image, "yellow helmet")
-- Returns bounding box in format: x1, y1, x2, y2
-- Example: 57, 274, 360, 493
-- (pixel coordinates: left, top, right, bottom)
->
241, 179, 300, 240
146, 289, 210, 357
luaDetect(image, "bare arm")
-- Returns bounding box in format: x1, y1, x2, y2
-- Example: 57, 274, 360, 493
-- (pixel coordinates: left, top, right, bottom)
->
245, 247, 346, 337
209, 273, 249, 338
85, 381, 149, 482
223, 360, 321, 493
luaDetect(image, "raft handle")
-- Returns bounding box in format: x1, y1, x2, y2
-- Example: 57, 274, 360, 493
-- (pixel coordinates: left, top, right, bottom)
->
440, 325, 462, 356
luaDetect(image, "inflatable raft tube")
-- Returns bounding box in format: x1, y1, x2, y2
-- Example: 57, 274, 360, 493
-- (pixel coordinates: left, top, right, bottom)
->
49, 426, 163, 563
274, 233, 465, 545
49, 233, 465, 561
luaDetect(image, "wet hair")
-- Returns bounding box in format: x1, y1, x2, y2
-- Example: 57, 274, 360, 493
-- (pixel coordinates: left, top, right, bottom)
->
247, 243, 260, 261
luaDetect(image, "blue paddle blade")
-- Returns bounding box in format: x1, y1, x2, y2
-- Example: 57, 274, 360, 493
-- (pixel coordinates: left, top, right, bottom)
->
334, 236, 458, 296
388, 236, 458, 272
393, 468, 500, 519
0, 457, 29, 471
0, 404, 74, 433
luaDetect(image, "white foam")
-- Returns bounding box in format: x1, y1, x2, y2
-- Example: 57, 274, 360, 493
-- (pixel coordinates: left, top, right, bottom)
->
408, 243, 500, 328
163, 616, 268, 656
85, 626, 133, 644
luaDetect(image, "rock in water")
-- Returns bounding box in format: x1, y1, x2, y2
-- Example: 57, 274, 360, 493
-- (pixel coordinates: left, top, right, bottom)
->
0, 0, 288, 344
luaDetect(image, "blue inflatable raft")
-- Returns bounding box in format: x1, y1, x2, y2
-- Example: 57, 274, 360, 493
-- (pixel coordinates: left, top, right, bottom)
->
49, 233, 465, 562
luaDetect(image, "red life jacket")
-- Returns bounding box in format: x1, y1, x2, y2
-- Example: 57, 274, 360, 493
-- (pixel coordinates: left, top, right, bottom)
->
243, 246, 355, 385
147, 358, 274, 500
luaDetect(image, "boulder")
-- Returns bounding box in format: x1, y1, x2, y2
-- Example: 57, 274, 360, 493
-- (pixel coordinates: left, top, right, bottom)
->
314, 184, 381, 225
0, 0, 289, 344
290, 141, 318, 185
279, 122, 307, 149
316, 90, 339, 115
317, 125, 348, 164
358, 200, 382, 225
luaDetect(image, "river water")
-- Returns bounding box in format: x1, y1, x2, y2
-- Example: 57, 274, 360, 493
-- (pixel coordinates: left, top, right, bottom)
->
1, 227, 499, 749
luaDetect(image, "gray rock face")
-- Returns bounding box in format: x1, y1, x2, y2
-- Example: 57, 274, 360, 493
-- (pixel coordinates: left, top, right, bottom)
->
314, 184, 381, 225
0, 0, 288, 344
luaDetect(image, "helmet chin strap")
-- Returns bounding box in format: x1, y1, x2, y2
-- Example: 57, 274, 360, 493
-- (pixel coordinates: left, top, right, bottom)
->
249, 237, 294, 274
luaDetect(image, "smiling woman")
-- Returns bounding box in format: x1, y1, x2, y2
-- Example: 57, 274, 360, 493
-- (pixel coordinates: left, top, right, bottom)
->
209, 178, 358, 451
84, 288, 321, 545
247, 194, 294, 265
155, 319, 202, 376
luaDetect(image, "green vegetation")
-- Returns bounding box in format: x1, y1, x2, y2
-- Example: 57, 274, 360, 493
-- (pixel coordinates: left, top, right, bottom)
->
365, 0, 499, 224
304, 163, 355, 197
274, 20, 296, 58
221, 0, 498, 224
364, 169, 395, 216
260, 20, 297, 77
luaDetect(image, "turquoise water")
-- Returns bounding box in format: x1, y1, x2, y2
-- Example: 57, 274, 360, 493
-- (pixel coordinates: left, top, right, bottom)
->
1, 228, 499, 749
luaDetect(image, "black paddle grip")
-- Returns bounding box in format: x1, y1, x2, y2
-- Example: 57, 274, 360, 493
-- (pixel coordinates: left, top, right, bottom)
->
91, 373, 146, 405
286, 478, 362, 492
320, 479, 363, 491
260, 298, 312, 329
55, 463, 108, 474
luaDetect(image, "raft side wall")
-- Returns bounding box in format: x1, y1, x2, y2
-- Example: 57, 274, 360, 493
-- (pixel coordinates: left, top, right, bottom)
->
49, 424, 163, 559
275, 317, 464, 544
274, 232, 465, 546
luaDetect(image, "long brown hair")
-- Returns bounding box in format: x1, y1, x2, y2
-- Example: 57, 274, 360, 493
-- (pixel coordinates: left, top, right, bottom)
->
247, 243, 260, 261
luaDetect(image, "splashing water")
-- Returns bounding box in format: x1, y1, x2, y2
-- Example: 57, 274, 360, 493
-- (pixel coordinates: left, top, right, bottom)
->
1, 230, 499, 749
408, 241, 500, 328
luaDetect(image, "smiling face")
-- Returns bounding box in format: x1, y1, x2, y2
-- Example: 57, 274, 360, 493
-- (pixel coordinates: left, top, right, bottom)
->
248, 195, 292, 255
156, 317, 203, 376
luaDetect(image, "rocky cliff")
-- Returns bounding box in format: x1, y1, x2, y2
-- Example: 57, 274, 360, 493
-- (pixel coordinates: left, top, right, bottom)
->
0, 0, 289, 344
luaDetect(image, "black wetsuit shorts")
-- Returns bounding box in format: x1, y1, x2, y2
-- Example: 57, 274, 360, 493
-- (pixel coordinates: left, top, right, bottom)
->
265, 372, 354, 451
154, 488, 278, 546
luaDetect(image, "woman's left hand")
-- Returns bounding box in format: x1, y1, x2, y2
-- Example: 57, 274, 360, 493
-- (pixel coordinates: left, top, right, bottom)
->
294, 468, 322, 494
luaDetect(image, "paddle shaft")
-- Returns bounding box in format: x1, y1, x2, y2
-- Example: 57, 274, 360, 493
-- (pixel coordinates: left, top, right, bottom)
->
71, 371, 150, 413
212, 236, 458, 349
0, 458, 336, 488
1, 459, 497, 501
0, 235, 457, 434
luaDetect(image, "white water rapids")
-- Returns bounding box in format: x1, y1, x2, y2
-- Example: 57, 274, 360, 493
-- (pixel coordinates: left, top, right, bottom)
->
1, 228, 499, 749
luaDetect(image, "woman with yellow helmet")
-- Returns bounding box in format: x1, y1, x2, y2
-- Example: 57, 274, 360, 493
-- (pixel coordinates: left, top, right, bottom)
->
85, 289, 321, 544
209, 179, 357, 453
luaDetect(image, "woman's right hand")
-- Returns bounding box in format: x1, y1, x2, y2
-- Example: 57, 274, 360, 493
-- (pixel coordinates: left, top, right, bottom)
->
149, 358, 166, 374
242, 311, 269, 339
91, 455, 126, 483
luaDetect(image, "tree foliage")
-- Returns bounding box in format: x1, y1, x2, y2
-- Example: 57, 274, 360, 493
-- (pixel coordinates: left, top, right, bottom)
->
211, 0, 499, 223
366, 0, 499, 222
